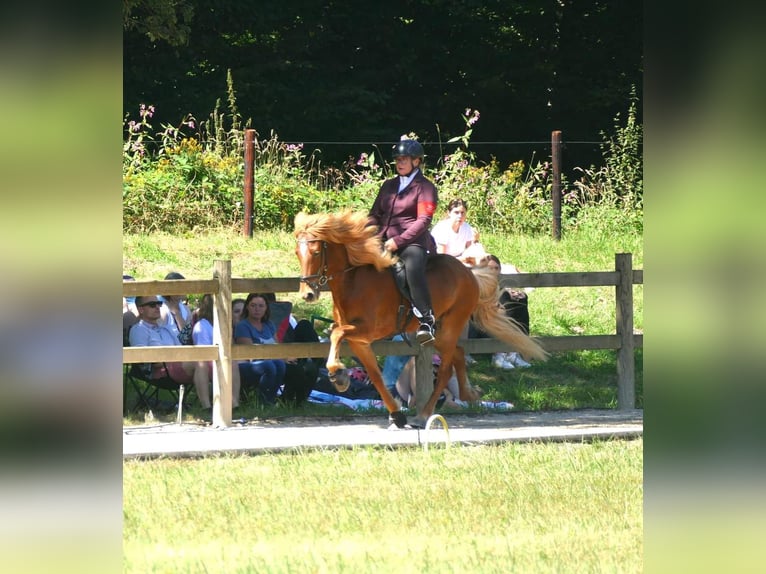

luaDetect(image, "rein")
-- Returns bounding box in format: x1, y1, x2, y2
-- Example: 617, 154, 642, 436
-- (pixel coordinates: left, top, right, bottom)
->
297, 238, 352, 293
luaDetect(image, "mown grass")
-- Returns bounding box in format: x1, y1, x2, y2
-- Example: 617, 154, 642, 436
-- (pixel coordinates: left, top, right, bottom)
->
122, 226, 643, 424
123, 439, 643, 573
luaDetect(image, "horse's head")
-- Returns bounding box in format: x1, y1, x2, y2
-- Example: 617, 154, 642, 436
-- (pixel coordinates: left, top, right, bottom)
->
295, 233, 326, 302
294, 210, 395, 302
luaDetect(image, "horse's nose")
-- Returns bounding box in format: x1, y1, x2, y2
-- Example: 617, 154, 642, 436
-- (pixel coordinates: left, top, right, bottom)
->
302, 291, 315, 302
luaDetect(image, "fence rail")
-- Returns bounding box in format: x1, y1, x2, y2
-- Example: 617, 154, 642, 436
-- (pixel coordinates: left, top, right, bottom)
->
123, 253, 642, 427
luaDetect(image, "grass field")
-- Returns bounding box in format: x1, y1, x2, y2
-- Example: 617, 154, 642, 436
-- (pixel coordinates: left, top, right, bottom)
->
123, 438, 643, 573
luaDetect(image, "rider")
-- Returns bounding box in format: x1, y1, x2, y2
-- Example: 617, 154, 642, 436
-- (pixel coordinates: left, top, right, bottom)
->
368, 138, 438, 345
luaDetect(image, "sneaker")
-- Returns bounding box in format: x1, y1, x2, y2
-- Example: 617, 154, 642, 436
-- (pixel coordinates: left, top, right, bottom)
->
508, 352, 531, 368
501, 356, 517, 370
492, 353, 507, 368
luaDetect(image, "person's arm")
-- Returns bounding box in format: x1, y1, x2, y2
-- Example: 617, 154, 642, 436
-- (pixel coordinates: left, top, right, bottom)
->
128, 322, 150, 347
462, 222, 477, 253
430, 221, 448, 254
193, 320, 213, 346
367, 183, 388, 230
234, 322, 258, 344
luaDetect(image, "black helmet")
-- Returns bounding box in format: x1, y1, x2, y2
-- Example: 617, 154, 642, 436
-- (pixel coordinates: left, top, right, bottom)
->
392, 139, 424, 159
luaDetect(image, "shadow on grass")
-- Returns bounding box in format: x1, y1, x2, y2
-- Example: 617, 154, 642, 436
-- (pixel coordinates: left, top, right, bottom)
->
123, 349, 643, 426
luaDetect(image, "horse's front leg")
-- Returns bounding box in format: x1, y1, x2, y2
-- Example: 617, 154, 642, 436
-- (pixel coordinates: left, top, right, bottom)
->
347, 341, 408, 428
326, 324, 354, 392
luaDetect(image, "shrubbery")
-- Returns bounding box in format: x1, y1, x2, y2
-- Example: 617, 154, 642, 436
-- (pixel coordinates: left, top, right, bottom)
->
123, 77, 642, 235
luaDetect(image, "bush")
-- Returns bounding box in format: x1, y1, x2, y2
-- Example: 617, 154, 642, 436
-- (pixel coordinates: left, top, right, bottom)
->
123, 77, 642, 236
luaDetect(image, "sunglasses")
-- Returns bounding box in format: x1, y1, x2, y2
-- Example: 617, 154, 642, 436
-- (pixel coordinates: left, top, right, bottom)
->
140, 301, 163, 308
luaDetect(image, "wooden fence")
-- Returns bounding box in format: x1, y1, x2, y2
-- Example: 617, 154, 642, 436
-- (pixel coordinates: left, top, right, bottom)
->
123, 253, 643, 427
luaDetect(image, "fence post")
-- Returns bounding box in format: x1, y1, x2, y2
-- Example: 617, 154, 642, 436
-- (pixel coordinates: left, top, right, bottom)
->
551, 130, 562, 241
243, 129, 256, 238
212, 260, 233, 427
414, 346, 434, 422
615, 253, 635, 410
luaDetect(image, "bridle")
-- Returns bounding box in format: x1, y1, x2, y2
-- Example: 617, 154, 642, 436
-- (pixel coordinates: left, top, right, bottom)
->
297, 238, 332, 293
297, 237, 354, 293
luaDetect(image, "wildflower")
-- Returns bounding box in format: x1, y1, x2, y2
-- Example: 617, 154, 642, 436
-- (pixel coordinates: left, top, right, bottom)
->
187, 120, 195, 129
467, 109, 480, 127
286, 143, 304, 153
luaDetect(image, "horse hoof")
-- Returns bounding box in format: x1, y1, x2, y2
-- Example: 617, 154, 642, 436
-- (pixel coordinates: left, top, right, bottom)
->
329, 369, 350, 393
388, 410, 408, 428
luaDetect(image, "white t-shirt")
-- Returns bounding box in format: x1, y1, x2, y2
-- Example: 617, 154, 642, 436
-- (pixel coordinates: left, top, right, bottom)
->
430, 219, 476, 257
192, 318, 213, 346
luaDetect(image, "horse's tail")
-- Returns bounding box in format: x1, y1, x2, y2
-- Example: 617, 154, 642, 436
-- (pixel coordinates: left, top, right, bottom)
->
470, 267, 549, 362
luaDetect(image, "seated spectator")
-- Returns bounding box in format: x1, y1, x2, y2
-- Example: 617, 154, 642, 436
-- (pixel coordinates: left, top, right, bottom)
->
231, 297, 246, 332
123, 274, 139, 342
430, 198, 480, 264
192, 294, 241, 408
470, 254, 532, 369
129, 295, 213, 409
234, 293, 315, 406
160, 271, 193, 345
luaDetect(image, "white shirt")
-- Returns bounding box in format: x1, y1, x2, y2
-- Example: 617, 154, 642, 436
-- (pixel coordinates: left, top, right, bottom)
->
430, 219, 476, 257
398, 168, 420, 192
192, 318, 213, 345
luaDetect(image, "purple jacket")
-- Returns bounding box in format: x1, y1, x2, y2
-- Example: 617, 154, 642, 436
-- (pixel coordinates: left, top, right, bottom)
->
368, 171, 438, 251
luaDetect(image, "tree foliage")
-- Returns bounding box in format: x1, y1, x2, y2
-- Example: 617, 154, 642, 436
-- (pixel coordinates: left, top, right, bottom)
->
123, 0, 642, 171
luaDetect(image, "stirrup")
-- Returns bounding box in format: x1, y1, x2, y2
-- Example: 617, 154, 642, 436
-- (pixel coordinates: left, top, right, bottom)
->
416, 322, 435, 346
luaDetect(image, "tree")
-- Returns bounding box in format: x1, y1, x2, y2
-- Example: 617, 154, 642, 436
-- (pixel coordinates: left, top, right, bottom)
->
123, 0, 195, 46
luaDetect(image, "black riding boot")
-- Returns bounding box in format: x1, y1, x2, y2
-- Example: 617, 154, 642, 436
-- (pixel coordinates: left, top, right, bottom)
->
414, 308, 436, 346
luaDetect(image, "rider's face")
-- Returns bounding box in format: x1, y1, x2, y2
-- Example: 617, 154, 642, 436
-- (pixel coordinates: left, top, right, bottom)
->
395, 155, 419, 175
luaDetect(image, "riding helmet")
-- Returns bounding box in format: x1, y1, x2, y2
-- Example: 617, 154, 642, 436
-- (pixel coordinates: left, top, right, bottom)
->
392, 139, 424, 159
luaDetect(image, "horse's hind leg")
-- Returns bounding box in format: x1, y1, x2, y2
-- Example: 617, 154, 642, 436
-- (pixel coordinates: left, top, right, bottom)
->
347, 340, 407, 428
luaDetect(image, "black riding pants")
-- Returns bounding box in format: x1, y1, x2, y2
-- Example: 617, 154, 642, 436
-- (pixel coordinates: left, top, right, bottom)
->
397, 244, 432, 315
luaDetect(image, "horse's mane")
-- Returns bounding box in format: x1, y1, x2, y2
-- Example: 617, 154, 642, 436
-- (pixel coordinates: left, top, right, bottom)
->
294, 210, 396, 271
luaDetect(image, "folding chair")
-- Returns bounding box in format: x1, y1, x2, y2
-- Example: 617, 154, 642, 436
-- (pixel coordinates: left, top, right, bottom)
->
123, 363, 197, 423
123, 325, 197, 423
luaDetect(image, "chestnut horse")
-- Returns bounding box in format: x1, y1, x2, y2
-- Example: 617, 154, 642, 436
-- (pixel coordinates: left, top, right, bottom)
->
294, 210, 547, 427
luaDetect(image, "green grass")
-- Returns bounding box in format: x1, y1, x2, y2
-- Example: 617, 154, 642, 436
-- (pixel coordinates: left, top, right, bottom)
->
122, 227, 643, 424
123, 439, 643, 573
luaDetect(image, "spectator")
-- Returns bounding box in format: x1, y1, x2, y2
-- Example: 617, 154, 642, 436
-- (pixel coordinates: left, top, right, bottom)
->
129, 295, 213, 409
430, 198, 480, 264
261, 292, 320, 405
192, 294, 241, 408
231, 297, 246, 332
160, 271, 194, 345
123, 274, 139, 342
235, 292, 319, 406
235, 293, 284, 405
472, 254, 532, 369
